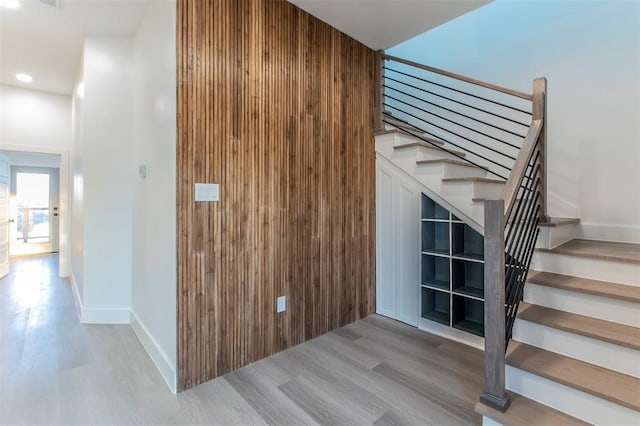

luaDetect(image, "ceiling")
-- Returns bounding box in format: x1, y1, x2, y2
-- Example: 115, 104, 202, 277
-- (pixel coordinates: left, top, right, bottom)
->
0, 0, 150, 95
288, 0, 491, 51
1, 0, 490, 96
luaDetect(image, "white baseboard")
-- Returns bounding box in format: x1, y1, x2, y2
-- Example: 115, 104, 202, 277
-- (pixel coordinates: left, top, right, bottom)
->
580, 222, 640, 244
130, 310, 177, 394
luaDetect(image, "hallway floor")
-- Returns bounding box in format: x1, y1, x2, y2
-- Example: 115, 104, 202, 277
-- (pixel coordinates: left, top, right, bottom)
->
1, 255, 483, 425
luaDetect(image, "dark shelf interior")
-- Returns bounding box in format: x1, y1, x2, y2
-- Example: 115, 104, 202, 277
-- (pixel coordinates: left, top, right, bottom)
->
422, 195, 449, 220
420, 193, 485, 337
452, 223, 484, 260
422, 280, 449, 291
452, 296, 484, 337
452, 259, 484, 299
422, 255, 450, 287
422, 221, 449, 254
421, 287, 450, 326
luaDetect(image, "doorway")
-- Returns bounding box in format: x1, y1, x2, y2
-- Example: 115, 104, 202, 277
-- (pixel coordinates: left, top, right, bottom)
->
9, 167, 60, 256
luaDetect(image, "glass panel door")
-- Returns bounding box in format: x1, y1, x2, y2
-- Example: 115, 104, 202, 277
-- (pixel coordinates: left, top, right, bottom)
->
15, 172, 50, 243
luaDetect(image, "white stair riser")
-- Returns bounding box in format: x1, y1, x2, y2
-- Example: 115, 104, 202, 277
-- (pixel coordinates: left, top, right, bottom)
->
415, 162, 486, 180
524, 283, 640, 327
536, 222, 582, 250
513, 319, 640, 378
506, 365, 639, 425
415, 145, 464, 162
440, 180, 504, 200
531, 252, 640, 286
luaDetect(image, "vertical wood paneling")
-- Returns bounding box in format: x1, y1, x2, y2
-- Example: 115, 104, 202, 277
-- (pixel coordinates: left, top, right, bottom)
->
177, 0, 376, 391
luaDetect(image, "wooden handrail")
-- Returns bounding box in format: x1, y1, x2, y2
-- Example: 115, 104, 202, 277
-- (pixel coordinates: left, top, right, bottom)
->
382, 54, 533, 101
501, 119, 543, 216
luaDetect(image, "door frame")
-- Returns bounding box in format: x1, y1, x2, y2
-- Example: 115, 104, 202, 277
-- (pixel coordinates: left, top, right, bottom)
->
0, 144, 70, 278
9, 166, 60, 255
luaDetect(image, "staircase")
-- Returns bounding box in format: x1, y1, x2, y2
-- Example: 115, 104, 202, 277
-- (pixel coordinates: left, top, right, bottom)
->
504, 240, 640, 425
374, 54, 640, 425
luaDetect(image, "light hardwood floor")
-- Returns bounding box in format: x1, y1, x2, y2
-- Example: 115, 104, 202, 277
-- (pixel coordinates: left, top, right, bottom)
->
1, 255, 483, 425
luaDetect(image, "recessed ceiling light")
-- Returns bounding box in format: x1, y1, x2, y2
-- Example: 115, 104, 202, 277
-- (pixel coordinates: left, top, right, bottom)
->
16, 73, 33, 83
0, 0, 20, 9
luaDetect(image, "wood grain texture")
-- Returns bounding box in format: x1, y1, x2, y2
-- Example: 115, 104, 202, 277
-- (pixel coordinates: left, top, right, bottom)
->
517, 302, 640, 350
506, 342, 640, 412
527, 270, 640, 303
177, 0, 376, 390
536, 239, 640, 264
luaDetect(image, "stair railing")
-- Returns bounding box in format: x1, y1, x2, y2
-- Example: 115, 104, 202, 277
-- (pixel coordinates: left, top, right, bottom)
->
374, 52, 547, 413
376, 53, 535, 181
480, 79, 546, 412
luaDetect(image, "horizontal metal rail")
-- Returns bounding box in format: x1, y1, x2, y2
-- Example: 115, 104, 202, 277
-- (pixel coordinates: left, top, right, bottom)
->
382, 54, 533, 100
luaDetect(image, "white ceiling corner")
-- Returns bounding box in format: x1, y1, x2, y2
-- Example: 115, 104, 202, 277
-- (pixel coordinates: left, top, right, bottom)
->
287, 0, 491, 50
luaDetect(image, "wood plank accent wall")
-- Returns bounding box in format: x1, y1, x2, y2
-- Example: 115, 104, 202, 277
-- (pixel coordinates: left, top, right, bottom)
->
177, 0, 376, 390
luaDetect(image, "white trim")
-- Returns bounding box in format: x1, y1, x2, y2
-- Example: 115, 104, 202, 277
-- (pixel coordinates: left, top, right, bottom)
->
70, 271, 83, 321
130, 310, 177, 394
418, 317, 485, 350
580, 222, 640, 244
0, 143, 71, 278
80, 307, 130, 324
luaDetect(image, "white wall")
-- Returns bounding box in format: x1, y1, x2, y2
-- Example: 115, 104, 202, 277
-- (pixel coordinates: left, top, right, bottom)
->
0, 85, 72, 150
131, 1, 177, 392
71, 68, 85, 299
0, 84, 72, 276
388, 0, 640, 243
70, 36, 133, 323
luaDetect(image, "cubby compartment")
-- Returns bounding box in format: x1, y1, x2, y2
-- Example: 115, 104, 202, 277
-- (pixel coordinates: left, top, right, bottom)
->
421, 254, 450, 290
452, 223, 484, 260
422, 195, 449, 220
421, 287, 450, 326
452, 259, 484, 299
420, 193, 485, 338
452, 295, 484, 337
421, 221, 449, 254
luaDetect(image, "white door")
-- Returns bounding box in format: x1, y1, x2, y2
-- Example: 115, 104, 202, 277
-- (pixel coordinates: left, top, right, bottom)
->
0, 154, 9, 278
9, 167, 59, 256
376, 159, 420, 326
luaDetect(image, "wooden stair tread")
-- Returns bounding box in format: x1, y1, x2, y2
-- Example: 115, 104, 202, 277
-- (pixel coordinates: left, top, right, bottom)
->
376, 128, 445, 146
517, 302, 640, 350
536, 238, 640, 264
416, 158, 480, 168
506, 342, 640, 411
393, 141, 466, 157
475, 392, 588, 426
527, 270, 640, 303
442, 177, 505, 184
537, 217, 580, 227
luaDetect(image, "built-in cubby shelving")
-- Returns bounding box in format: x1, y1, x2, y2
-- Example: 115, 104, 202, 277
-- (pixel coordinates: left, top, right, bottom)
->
420, 194, 485, 337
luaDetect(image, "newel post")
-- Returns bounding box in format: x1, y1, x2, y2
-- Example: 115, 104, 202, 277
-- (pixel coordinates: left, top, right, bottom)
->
532, 77, 548, 222
373, 50, 384, 131
479, 199, 510, 412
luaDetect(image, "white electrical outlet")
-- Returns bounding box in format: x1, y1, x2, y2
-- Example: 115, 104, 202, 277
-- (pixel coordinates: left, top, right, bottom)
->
276, 296, 286, 313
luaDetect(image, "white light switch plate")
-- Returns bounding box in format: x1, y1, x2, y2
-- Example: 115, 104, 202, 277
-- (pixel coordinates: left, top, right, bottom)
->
277, 296, 286, 313
195, 183, 220, 202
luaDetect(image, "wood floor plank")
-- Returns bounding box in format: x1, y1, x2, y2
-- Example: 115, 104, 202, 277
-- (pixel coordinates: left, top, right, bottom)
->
527, 270, 640, 303
518, 302, 640, 349
278, 376, 363, 425
372, 362, 481, 425
506, 342, 640, 411
224, 364, 317, 426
